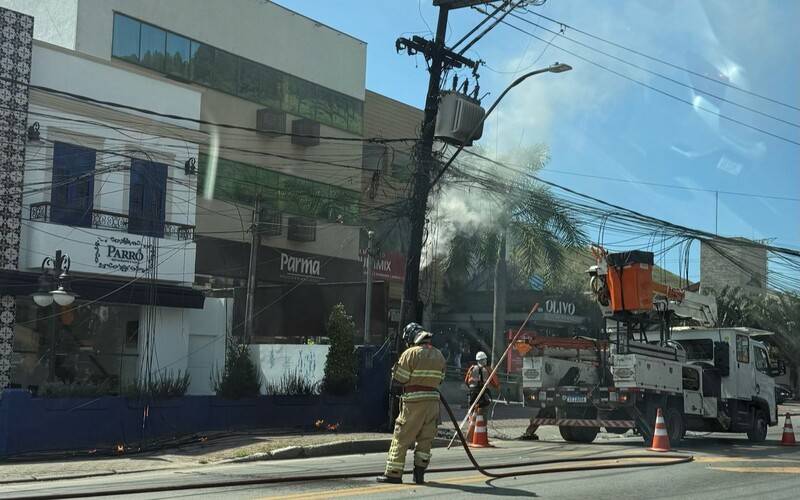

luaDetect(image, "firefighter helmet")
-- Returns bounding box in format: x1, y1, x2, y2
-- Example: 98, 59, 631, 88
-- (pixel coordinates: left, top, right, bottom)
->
403, 322, 432, 345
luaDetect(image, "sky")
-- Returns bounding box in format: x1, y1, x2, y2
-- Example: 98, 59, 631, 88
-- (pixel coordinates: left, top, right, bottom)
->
280, 0, 799, 282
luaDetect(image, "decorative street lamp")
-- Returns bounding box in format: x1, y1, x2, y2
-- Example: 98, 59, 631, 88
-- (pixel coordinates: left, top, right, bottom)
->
31, 250, 77, 381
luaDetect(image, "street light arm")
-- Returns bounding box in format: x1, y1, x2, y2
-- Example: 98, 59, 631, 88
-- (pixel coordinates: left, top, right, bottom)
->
429, 63, 572, 190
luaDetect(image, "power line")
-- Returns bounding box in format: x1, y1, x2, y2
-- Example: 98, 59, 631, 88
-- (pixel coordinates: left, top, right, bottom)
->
508, 11, 800, 129
472, 7, 800, 147
524, 9, 800, 113
536, 166, 800, 202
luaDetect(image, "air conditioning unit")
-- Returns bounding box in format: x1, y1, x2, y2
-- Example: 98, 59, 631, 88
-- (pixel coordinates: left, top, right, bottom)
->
259, 207, 282, 237
435, 91, 485, 146
287, 217, 316, 242
256, 109, 286, 136
291, 118, 320, 147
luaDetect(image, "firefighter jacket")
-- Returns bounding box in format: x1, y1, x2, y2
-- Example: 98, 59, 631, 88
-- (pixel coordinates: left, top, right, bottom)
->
464, 364, 500, 391
392, 344, 447, 402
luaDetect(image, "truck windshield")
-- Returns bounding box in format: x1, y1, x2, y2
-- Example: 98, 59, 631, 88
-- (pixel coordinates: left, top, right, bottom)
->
675, 339, 714, 361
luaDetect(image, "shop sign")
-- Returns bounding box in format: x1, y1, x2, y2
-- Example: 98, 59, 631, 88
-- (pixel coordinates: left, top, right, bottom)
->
280, 252, 323, 281
359, 250, 406, 281
94, 236, 153, 273
544, 299, 576, 316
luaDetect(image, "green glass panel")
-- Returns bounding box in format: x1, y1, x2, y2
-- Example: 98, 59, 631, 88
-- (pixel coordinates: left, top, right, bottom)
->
239, 60, 283, 109
165, 32, 190, 79
347, 98, 364, 135
213, 49, 239, 95
190, 41, 214, 87
139, 23, 166, 71
112, 14, 140, 62
285, 77, 316, 119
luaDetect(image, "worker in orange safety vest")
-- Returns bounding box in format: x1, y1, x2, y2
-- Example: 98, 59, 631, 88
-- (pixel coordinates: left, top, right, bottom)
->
464, 351, 499, 440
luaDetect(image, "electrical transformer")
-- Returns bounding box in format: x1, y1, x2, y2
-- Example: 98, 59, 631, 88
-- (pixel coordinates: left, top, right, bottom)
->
434, 91, 485, 147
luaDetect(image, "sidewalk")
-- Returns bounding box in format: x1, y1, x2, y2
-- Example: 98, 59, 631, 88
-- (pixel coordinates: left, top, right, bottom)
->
0, 430, 391, 484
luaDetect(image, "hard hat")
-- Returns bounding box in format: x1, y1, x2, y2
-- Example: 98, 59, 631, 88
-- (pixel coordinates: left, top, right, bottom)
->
476, 351, 488, 362
402, 322, 425, 345
413, 330, 433, 345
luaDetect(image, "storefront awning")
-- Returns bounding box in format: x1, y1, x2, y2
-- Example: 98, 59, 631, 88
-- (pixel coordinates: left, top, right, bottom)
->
0, 270, 205, 309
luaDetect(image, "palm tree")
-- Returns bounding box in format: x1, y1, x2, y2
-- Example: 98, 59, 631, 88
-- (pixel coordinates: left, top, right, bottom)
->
441, 145, 586, 366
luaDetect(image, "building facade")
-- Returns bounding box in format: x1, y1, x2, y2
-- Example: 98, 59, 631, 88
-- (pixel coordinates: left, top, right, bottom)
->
0, 4, 234, 395
700, 238, 768, 294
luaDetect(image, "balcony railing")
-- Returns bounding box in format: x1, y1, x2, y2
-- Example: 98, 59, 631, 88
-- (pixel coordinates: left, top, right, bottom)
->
29, 202, 195, 241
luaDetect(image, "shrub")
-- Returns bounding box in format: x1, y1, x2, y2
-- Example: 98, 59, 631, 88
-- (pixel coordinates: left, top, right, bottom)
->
321, 303, 358, 396
124, 370, 191, 400
213, 337, 262, 399
265, 371, 321, 396
38, 380, 113, 398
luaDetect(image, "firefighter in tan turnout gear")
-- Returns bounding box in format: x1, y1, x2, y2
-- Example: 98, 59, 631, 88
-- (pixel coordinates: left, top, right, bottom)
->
377, 322, 446, 485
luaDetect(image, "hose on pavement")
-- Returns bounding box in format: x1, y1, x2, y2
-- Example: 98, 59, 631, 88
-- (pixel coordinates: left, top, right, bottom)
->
16, 393, 693, 499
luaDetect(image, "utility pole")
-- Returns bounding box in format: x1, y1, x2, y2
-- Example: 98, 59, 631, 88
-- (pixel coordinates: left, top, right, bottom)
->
363, 230, 375, 344
396, 2, 484, 340
245, 197, 261, 341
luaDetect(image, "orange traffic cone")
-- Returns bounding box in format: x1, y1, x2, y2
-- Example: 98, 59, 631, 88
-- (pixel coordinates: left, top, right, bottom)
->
780, 413, 797, 446
469, 413, 493, 448
649, 408, 670, 452
466, 413, 476, 443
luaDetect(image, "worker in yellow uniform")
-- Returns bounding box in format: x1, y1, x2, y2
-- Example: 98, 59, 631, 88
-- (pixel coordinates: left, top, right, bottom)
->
377, 322, 446, 485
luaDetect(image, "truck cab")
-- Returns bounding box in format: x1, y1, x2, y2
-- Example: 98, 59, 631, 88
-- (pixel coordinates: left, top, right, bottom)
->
671, 327, 778, 440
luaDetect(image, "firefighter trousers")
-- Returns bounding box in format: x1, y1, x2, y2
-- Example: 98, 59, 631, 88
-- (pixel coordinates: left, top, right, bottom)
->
384, 399, 440, 478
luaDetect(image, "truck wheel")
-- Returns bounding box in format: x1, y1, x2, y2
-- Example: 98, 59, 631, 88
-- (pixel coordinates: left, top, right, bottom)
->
664, 407, 686, 444
747, 410, 768, 443
559, 426, 575, 441
559, 426, 598, 443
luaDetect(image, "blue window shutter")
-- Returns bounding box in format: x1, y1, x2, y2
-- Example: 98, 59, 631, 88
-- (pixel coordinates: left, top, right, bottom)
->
128, 159, 167, 238
50, 142, 95, 227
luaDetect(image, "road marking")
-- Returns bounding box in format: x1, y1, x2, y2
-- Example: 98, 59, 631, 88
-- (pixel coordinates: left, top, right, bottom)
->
710, 466, 800, 474
694, 456, 799, 464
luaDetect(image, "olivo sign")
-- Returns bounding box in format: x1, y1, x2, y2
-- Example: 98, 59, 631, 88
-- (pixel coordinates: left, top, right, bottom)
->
544, 299, 576, 316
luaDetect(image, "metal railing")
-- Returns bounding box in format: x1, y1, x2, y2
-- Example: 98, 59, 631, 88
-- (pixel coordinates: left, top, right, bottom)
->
29, 202, 195, 241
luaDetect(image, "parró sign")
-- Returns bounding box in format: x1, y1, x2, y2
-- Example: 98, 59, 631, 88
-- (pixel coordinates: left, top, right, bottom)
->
94, 236, 154, 273
280, 252, 322, 281
544, 299, 576, 316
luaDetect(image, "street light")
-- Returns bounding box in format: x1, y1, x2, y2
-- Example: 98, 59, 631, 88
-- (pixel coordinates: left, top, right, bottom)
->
429, 62, 573, 188
32, 249, 77, 381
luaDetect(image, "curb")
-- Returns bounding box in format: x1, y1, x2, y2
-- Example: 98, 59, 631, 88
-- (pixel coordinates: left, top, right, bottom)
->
223, 438, 393, 463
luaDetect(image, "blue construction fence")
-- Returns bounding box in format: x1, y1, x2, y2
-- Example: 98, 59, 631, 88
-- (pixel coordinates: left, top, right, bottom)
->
0, 346, 392, 458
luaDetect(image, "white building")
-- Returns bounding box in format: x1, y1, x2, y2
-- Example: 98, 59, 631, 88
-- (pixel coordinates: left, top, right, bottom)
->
1, 6, 229, 395
0, 0, 377, 394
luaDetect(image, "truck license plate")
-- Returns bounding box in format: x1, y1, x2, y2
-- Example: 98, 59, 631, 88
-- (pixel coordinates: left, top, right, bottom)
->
565, 394, 587, 403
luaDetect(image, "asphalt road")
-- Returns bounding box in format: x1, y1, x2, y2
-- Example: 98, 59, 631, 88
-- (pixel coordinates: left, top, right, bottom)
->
3, 422, 798, 500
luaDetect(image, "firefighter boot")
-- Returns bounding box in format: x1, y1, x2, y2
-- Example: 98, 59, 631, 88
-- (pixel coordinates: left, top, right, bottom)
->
376, 475, 402, 484
413, 466, 426, 484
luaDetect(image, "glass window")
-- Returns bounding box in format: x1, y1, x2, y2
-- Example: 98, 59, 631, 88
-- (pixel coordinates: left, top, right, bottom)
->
682, 366, 700, 391
285, 77, 316, 119
112, 13, 140, 62
347, 98, 364, 135
240, 61, 284, 109
139, 23, 166, 71
51, 142, 95, 228
736, 334, 750, 363
213, 49, 239, 95
190, 41, 214, 87
165, 32, 190, 79
128, 158, 167, 238
10, 298, 140, 392
754, 347, 769, 374
676, 339, 714, 361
